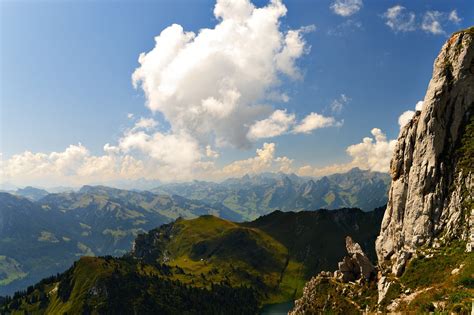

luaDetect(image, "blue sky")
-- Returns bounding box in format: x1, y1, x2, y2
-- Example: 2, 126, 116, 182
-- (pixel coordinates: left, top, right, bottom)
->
1, 0, 473, 186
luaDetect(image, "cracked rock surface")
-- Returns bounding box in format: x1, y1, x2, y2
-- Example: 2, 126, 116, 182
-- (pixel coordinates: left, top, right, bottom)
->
376, 29, 474, 278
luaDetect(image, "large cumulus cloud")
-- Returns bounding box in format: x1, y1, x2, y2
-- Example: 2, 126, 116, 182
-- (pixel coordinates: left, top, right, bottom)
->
131, 0, 323, 148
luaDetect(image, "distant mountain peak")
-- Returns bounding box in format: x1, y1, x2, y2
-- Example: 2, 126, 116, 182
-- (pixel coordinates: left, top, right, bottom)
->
348, 167, 363, 173
15, 186, 49, 201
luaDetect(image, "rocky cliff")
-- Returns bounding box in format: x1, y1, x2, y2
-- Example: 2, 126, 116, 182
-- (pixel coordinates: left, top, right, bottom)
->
376, 27, 474, 277
290, 27, 474, 314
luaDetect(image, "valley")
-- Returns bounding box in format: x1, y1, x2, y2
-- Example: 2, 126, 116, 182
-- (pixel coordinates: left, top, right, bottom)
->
0, 169, 388, 296
0, 207, 384, 313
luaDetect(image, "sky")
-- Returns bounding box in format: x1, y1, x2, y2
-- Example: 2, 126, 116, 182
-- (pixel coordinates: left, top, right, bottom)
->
1, 0, 473, 187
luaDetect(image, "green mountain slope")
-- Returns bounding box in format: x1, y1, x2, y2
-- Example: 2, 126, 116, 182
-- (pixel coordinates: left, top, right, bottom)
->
0, 186, 240, 296
244, 207, 385, 276
1, 207, 384, 313
0, 193, 80, 295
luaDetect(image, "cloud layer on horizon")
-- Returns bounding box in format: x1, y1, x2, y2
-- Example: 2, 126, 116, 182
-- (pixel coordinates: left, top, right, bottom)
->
1, 122, 397, 187
2, 94, 424, 187
297, 128, 396, 177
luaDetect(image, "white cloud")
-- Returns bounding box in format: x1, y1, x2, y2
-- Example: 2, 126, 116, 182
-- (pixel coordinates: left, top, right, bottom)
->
1, 103, 412, 186
398, 100, 423, 129
0, 140, 297, 186
420, 9, 463, 35
448, 10, 461, 24
345, 128, 396, 172
398, 111, 416, 129
0, 144, 146, 187
383, 6, 462, 35
421, 11, 445, 35
275, 26, 315, 79
1, 133, 205, 186
297, 128, 396, 177
103, 143, 120, 155
133, 117, 158, 130
247, 110, 296, 140
118, 129, 201, 169
383, 5, 416, 32
330, 0, 363, 17
216, 142, 293, 178
275, 156, 293, 173
132, 0, 313, 149
206, 145, 220, 158
247, 110, 340, 139
293, 113, 341, 134
297, 99, 424, 176
0, 0, 320, 186
415, 100, 423, 111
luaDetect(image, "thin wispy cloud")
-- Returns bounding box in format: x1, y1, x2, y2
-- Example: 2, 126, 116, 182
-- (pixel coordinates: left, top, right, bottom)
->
327, 19, 362, 36
382, 5, 416, 32
448, 10, 462, 24
421, 10, 464, 35
383, 5, 463, 35
421, 11, 445, 35
330, 94, 350, 114
330, 0, 363, 17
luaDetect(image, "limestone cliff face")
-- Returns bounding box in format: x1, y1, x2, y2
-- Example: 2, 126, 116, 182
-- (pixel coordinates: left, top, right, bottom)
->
375, 28, 474, 276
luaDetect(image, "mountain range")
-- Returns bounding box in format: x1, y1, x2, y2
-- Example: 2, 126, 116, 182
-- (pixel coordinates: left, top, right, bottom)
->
0, 169, 389, 296
0, 187, 236, 295
155, 167, 390, 220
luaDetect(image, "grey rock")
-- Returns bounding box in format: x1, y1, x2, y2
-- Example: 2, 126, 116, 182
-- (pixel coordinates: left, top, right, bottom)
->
377, 276, 391, 304
338, 255, 360, 282
337, 236, 376, 283
376, 29, 474, 281
346, 236, 376, 280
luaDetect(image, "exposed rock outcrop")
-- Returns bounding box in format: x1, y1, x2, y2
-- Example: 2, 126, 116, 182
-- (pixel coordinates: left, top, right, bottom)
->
290, 237, 377, 315
290, 27, 474, 315
334, 236, 376, 282
376, 28, 474, 278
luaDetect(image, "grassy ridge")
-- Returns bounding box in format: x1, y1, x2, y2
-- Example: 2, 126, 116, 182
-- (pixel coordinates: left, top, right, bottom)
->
133, 215, 304, 304
0, 186, 242, 296
1, 208, 384, 313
